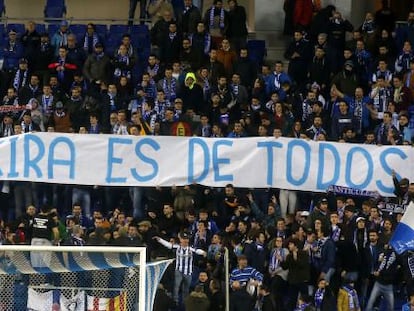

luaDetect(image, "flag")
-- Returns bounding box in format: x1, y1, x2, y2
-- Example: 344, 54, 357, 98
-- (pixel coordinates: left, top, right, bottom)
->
86, 292, 127, 311
145, 260, 174, 311
59, 290, 85, 311
27, 288, 53, 311
390, 202, 414, 254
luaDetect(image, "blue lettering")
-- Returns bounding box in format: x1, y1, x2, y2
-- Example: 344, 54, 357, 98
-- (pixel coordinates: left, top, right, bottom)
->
48, 137, 76, 179
7, 137, 19, 178
345, 147, 373, 189
188, 138, 210, 183
376, 148, 408, 194
106, 137, 132, 183
212, 140, 233, 182
317, 143, 340, 190
257, 141, 283, 186
24, 134, 45, 178
287, 140, 311, 186
131, 138, 160, 182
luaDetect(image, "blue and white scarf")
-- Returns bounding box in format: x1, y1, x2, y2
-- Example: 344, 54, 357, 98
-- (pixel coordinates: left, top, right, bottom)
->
314, 288, 325, 309
147, 63, 159, 81
162, 78, 177, 101
342, 285, 359, 310
114, 54, 131, 79
83, 32, 99, 52
13, 69, 28, 91
209, 6, 225, 29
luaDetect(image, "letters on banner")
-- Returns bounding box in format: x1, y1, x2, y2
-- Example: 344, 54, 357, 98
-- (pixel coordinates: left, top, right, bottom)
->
0, 133, 411, 197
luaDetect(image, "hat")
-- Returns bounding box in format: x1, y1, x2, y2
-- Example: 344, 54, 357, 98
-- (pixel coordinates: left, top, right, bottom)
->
356, 216, 366, 223
300, 211, 310, 217
319, 198, 329, 204
344, 60, 354, 67
94, 42, 103, 48
344, 205, 356, 213
311, 82, 321, 90
19, 58, 28, 64
60, 20, 69, 27
55, 101, 64, 109
179, 232, 190, 239
399, 178, 409, 187
138, 220, 152, 227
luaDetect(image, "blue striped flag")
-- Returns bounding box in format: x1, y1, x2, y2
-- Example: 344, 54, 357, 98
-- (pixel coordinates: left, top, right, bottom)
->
145, 259, 174, 311
390, 202, 414, 254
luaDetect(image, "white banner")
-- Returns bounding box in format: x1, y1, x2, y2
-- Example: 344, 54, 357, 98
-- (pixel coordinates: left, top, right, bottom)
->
0, 133, 412, 196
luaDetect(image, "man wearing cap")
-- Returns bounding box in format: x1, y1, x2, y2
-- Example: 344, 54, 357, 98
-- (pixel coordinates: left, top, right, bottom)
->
51, 20, 71, 56
2, 29, 24, 88
83, 42, 111, 84
307, 198, 330, 232
11, 58, 30, 92
331, 59, 359, 97
154, 232, 207, 305
229, 254, 263, 311
49, 101, 72, 133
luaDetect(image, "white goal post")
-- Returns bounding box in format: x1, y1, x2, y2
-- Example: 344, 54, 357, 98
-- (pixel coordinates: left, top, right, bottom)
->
0, 245, 147, 311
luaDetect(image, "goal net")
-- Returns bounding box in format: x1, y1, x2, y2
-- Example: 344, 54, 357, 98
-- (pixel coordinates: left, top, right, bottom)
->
0, 245, 155, 311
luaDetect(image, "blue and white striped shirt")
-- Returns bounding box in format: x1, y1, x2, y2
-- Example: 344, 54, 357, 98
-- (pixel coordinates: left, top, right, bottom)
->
229, 266, 263, 287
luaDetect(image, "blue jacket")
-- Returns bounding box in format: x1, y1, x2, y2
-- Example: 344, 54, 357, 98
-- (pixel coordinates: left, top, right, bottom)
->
2, 39, 24, 70
266, 71, 291, 99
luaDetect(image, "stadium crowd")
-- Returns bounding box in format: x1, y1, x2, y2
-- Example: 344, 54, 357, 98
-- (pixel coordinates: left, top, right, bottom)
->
2, 0, 414, 310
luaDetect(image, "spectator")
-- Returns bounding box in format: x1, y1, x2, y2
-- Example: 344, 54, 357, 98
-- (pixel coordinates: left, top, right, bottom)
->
154, 232, 207, 305
226, 0, 248, 52
184, 284, 210, 311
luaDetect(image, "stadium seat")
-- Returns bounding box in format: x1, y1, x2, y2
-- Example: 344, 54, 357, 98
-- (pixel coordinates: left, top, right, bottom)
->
0, 24, 5, 45
35, 23, 47, 34
70, 24, 87, 36
47, 24, 59, 37
130, 24, 149, 35
247, 40, 267, 67
94, 24, 108, 38
46, 0, 66, 7
44, 6, 66, 22
109, 24, 129, 35
6, 23, 25, 35
105, 35, 122, 56
45, 0, 66, 13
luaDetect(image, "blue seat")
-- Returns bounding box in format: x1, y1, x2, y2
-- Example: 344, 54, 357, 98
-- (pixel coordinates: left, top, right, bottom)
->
105, 35, 122, 56
94, 24, 108, 38
247, 40, 267, 66
130, 24, 149, 35
109, 24, 129, 35
6, 23, 25, 35
70, 24, 87, 36
35, 23, 47, 34
47, 24, 59, 37
46, 0, 65, 6
45, 0, 66, 12
75, 33, 85, 45
0, 24, 5, 45
44, 6, 66, 21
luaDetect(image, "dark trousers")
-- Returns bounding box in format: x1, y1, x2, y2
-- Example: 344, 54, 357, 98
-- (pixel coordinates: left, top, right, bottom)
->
129, 0, 147, 25
230, 289, 254, 311
286, 282, 308, 311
